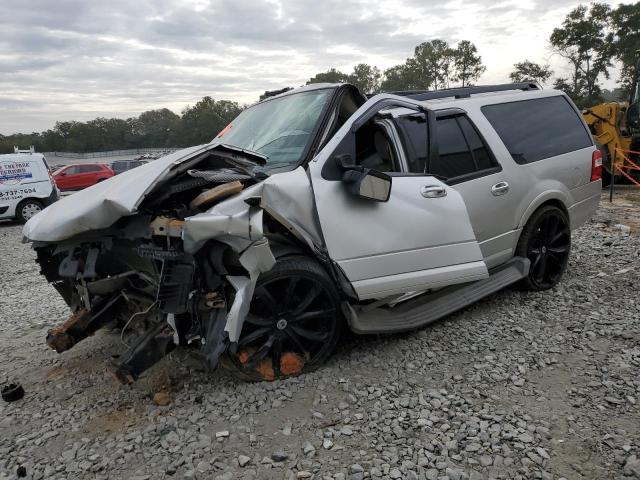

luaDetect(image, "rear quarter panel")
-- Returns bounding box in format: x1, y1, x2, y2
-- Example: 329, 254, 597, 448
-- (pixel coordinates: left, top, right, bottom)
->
464, 93, 598, 235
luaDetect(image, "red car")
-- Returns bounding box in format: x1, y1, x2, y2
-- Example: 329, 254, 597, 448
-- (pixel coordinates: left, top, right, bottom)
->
53, 163, 114, 191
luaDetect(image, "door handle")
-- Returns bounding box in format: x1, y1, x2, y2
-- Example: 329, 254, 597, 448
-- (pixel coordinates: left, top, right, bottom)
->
420, 185, 447, 198
491, 181, 509, 196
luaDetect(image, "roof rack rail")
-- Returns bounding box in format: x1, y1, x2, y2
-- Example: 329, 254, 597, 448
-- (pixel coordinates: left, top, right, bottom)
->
259, 87, 293, 101
384, 82, 540, 101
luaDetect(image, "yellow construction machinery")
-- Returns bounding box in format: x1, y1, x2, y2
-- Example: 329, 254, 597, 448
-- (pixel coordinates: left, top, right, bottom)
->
582, 56, 640, 186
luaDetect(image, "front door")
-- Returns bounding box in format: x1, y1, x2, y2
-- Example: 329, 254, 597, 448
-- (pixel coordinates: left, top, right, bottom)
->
308, 96, 488, 301
56, 165, 80, 190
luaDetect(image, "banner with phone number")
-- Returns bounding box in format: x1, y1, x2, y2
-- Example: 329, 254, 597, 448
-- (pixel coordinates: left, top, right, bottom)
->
0, 161, 33, 186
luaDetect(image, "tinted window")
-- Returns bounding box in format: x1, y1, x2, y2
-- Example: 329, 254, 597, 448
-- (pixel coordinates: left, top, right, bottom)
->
112, 162, 127, 173
458, 116, 493, 170
79, 165, 101, 173
482, 96, 592, 164
395, 114, 428, 173
430, 117, 476, 178
65, 166, 80, 174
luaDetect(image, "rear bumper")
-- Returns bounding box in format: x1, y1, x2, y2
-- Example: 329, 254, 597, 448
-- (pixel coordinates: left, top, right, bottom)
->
569, 189, 600, 229
43, 186, 60, 207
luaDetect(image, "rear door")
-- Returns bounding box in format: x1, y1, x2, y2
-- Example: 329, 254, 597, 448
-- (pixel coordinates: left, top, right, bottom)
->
309, 96, 488, 301
419, 111, 519, 268
77, 164, 102, 187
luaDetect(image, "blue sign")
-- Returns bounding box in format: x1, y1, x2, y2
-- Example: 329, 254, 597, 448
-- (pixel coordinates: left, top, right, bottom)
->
0, 172, 32, 182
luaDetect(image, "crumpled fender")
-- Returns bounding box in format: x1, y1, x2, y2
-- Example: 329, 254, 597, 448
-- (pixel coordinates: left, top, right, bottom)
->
181, 167, 322, 344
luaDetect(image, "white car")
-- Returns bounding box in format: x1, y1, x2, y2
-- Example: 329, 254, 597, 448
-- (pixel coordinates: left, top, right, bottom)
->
23, 82, 601, 382
0, 149, 59, 223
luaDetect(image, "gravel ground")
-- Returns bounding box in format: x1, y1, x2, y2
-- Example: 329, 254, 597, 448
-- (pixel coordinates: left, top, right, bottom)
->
0, 191, 639, 480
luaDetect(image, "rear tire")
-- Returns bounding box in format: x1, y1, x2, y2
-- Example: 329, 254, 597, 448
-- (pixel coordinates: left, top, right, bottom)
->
222, 256, 343, 381
515, 205, 571, 291
16, 199, 43, 223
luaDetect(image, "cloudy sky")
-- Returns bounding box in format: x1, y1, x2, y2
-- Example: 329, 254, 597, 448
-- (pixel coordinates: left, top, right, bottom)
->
0, 0, 630, 134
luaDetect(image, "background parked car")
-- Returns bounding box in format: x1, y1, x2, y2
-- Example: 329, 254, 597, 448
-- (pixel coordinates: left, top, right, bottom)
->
111, 159, 148, 175
53, 163, 114, 191
0, 151, 59, 223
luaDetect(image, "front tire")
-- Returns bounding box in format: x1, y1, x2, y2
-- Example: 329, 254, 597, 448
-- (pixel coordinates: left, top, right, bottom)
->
16, 199, 43, 223
515, 205, 571, 291
223, 256, 343, 381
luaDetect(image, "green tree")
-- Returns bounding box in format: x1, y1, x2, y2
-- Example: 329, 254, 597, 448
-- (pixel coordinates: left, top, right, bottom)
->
550, 3, 615, 106
306, 68, 350, 85
380, 63, 419, 91
348, 63, 382, 93
601, 87, 627, 102
452, 40, 485, 87
411, 39, 454, 90
552, 77, 586, 105
179, 97, 243, 146
611, 3, 640, 93
134, 108, 181, 147
509, 60, 553, 84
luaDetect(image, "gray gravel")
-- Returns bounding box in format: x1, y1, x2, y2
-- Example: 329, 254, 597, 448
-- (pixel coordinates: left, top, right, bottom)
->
1, 192, 639, 480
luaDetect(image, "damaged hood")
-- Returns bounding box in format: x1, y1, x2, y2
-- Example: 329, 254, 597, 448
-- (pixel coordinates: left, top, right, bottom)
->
23, 143, 323, 251
24, 143, 218, 242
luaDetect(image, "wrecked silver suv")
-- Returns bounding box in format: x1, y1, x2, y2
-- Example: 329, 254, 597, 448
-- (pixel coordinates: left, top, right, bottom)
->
24, 82, 601, 382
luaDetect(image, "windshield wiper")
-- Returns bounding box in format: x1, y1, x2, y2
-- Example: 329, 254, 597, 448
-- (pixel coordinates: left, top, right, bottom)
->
213, 143, 268, 166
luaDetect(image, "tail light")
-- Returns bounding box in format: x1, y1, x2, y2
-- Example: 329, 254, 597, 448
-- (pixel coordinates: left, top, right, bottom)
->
591, 149, 602, 181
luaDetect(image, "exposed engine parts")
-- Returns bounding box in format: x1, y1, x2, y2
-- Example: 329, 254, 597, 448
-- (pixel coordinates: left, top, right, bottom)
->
32, 144, 322, 383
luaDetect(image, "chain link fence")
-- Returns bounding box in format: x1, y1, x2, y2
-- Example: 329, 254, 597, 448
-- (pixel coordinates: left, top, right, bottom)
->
43, 148, 179, 159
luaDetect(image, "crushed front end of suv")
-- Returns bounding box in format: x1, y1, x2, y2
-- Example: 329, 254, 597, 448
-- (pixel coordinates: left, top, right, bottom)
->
24, 82, 601, 383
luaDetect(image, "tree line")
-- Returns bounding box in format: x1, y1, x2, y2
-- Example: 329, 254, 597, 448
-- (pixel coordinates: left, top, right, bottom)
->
306, 39, 485, 93
308, 2, 639, 109
1, 1, 638, 154
510, 2, 640, 108
0, 97, 243, 154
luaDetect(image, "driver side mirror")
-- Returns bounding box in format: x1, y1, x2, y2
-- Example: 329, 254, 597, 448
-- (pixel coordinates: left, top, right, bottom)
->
333, 154, 392, 202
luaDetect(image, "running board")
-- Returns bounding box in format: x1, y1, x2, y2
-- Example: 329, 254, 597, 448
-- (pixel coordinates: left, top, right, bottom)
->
346, 257, 530, 334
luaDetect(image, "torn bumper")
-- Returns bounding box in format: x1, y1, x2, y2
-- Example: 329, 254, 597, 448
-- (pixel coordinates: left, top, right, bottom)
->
28, 164, 321, 382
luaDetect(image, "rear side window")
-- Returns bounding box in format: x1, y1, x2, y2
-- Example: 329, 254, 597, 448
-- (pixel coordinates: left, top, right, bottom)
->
79, 165, 102, 173
431, 117, 476, 178
482, 96, 592, 164
457, 117, 493, 170
428, 116, 498, 181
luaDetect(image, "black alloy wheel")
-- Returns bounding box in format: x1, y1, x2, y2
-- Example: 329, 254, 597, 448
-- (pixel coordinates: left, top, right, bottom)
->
225, 257, 342, 381
516, 205, 571, 291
